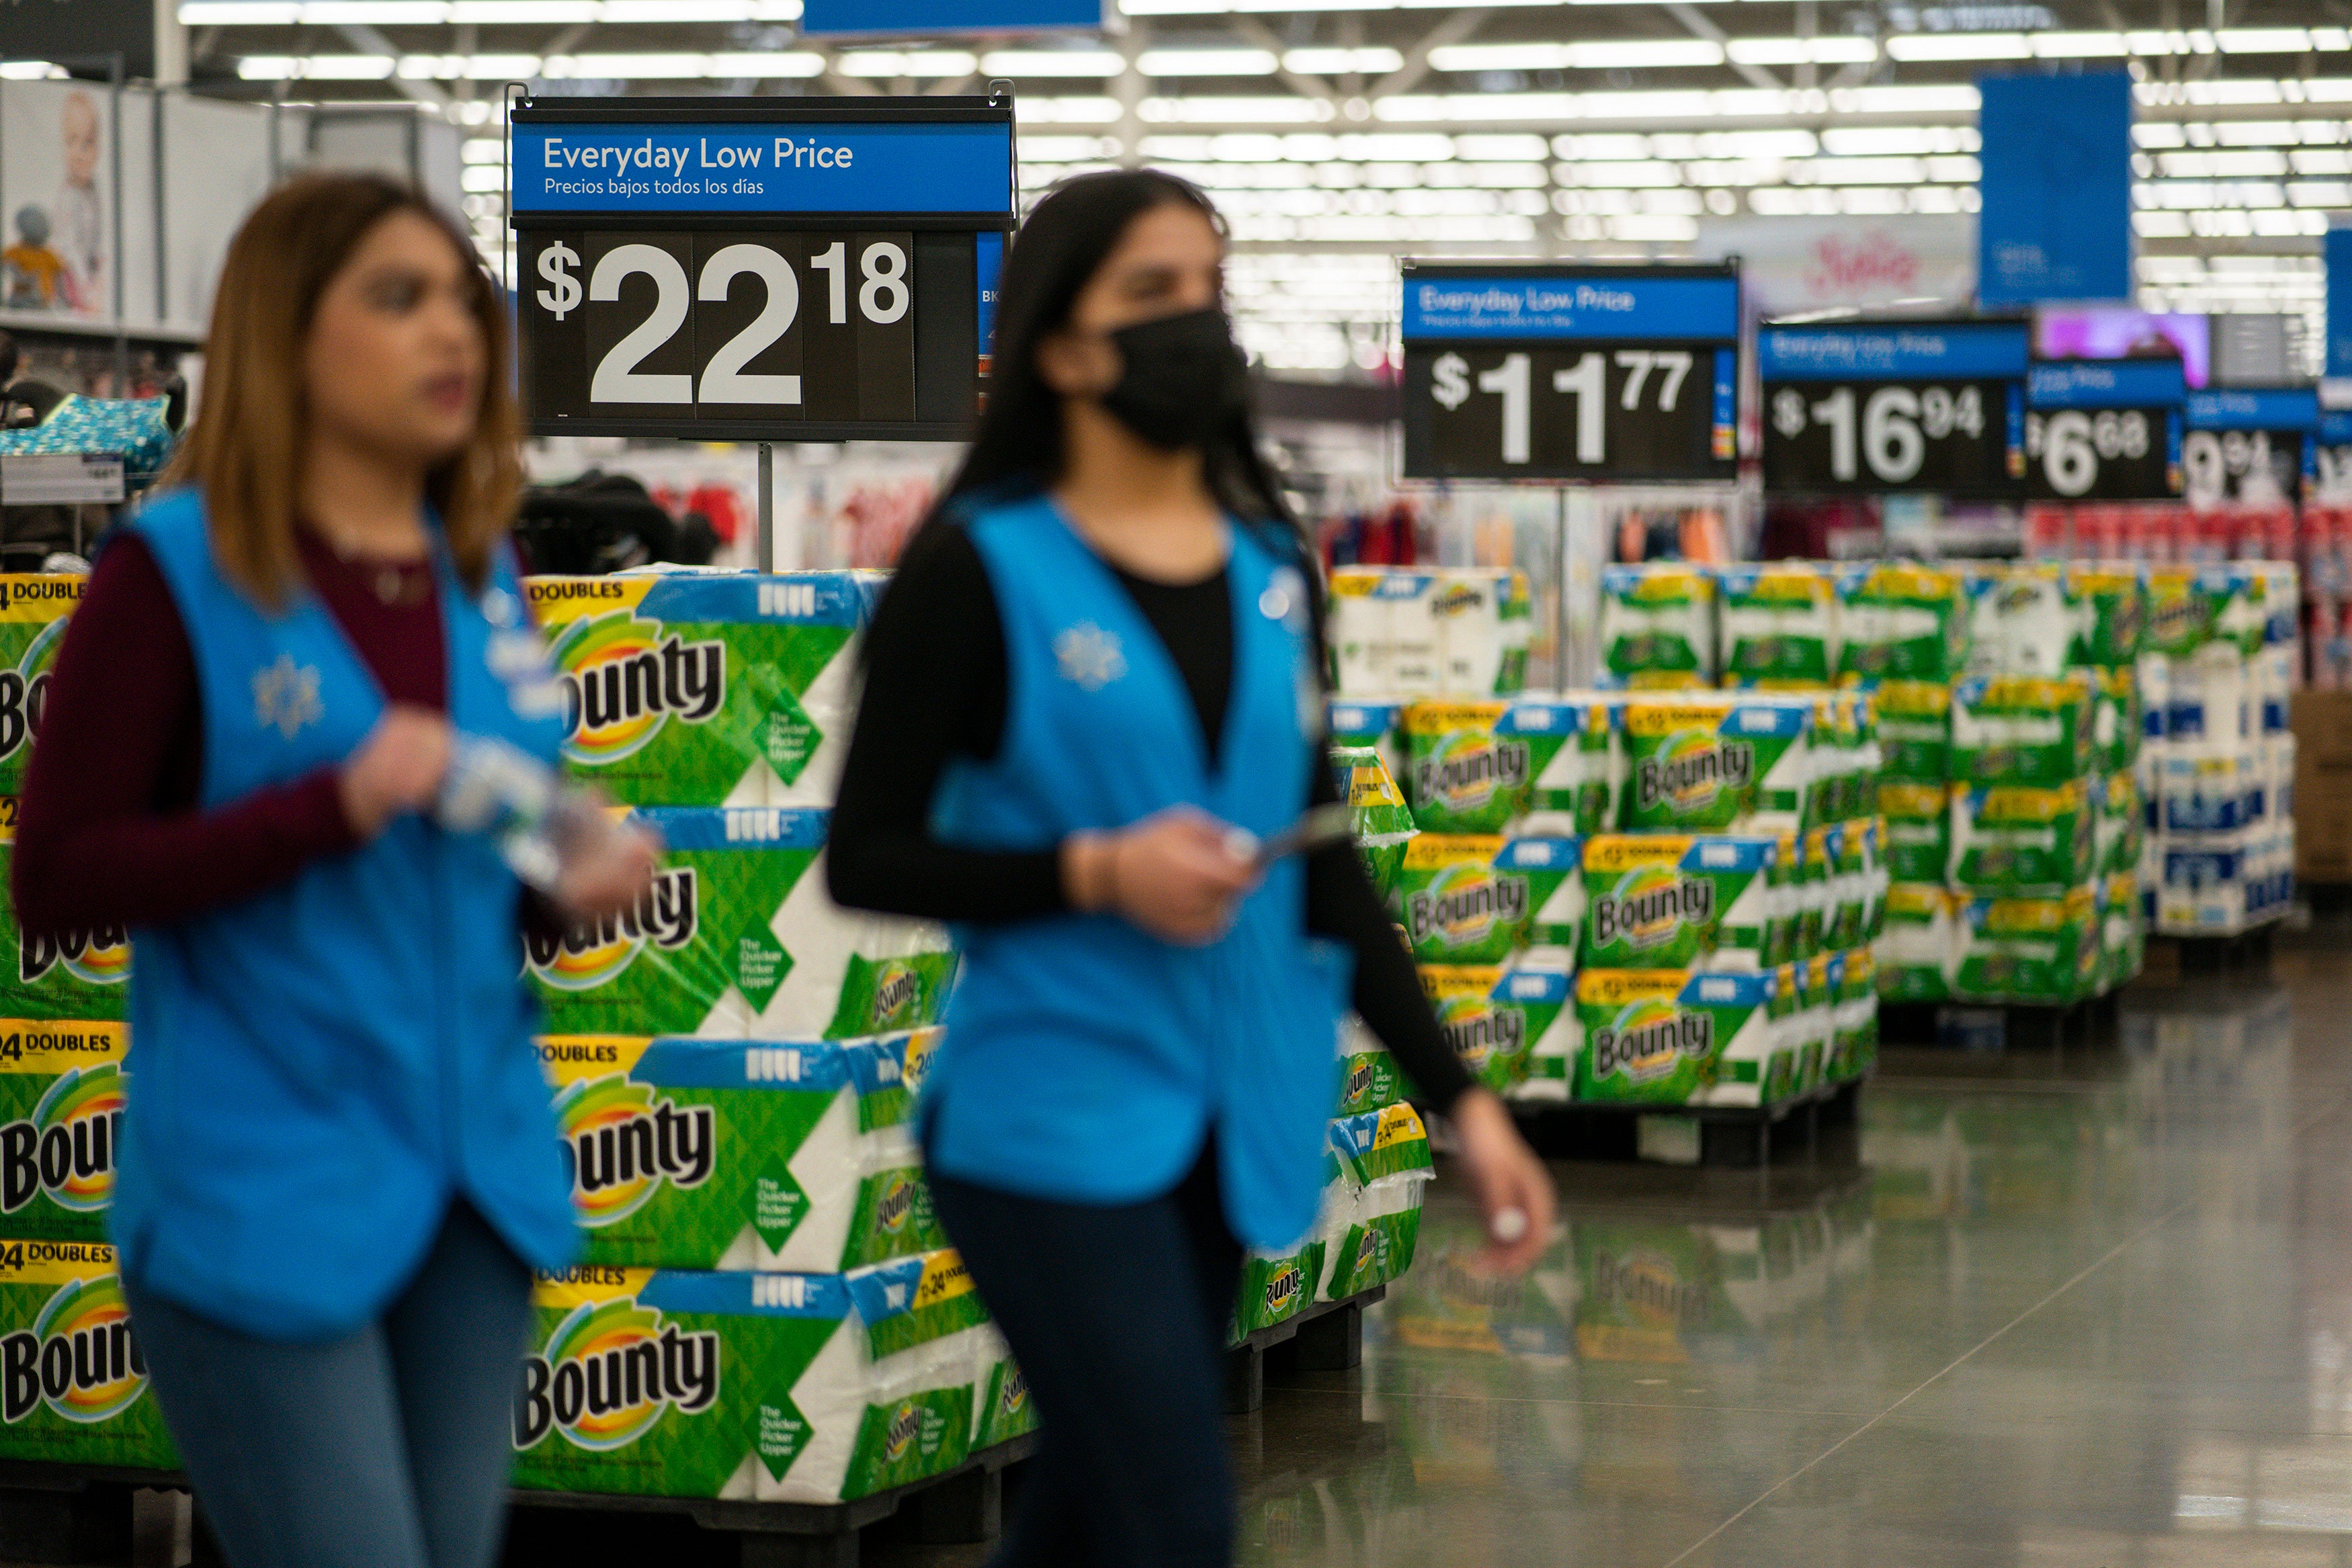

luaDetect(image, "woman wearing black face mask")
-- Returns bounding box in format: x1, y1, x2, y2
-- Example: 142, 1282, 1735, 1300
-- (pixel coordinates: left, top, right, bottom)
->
826, 170, 1554, 1568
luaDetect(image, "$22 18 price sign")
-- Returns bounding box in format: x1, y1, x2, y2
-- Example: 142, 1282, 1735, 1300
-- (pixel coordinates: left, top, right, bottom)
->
1403, 343, 1734, 482
521, 229, 917, 428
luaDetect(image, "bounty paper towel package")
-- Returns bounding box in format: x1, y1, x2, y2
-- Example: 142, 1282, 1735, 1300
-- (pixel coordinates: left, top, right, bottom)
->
1332, 744, 1416, 903
1329, 570, 1529, 697
1835, 563, 1969, 684
1879, 783, 1951, 885
1233, 1237, 1327, 1340
1970, 564, 2083, 679
1335, 1017, 1406, 1117
0, 576, 79, 797
1327, 700, 1407, 790
1718, 563, 1837, 687
2070, 564, 2144, 668
527, 808, 955, 1040
1431, 570, 1534, 696
1598, 564, 1717, 689
2100, 871, 2144, 990
2093, 665, 2142, 773
1395, 836, 1577, 964
1952, 887, 2098, 1004
538, 1033, 946, 1273
1403, 700, 1583, 834
1578, 834, 1775, 971
1949, 675, 2094, 787
0, 1238, 177, 1470
2097, 770, 2144, 877
1524, 695, 1618, 834
528, 573, 883, 808
510, 1252, 984, 1503
0, 808, 128, 1023
1320, 1106, 1434, 1301
1574, 968, 1777, 1106
1617, 693, 1810, 831
1872, 680, 1953, 783
1428, 964, 1574, 1102
1948, 782, 2095, 892
969, 1326, 1038, 1451
0, 1021, 126, 1242
1877, 883, 1960, 1001
1831, 949, 1878, 1083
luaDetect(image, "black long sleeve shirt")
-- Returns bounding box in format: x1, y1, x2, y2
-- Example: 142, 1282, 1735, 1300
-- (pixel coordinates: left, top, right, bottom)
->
825, 519, 1475, 1111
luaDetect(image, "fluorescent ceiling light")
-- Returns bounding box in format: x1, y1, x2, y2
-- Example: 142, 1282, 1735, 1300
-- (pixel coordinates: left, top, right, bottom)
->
292, 1, 446, 19
189, 0, 799, 18
708, 52, 824, 75
236, 54, 300, 75
398, 52, 542, 75
1282, 46, 1404, 74
835, 50, 976, 76
1427, 43, 1568, 71
2216, 28, 2309, 51
1884, 32, 2029, 59
2031, 32, 2126, 55
179, 3, 300, 20
281, 52, 396, 75
1574, 39, 1724, 67
446, 1, 593, 19
0, 60, 65, 77
1726, 36, 1877, 63
544, 52, 708, 75
1137, 48, 1277, 74
980, 49, 1122, 75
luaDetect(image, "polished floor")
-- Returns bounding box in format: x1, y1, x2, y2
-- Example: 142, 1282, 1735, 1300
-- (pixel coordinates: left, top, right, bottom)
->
40, 931, 2352, 1567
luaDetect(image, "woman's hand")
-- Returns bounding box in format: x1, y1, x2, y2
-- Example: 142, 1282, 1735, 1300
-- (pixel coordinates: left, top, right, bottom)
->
1448, 1088, 1556, 1274
338, 706, 453, 839
1062, 807, 1261, 945
553, 819, 663, 922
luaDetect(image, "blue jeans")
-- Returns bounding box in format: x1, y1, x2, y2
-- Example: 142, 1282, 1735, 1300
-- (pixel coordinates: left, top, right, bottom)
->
123, 1201, 536, 1568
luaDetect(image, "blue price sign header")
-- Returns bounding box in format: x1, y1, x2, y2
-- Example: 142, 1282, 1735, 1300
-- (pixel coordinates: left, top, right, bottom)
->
2028, 359, 2187, 409
1402, 274, 1738, 342
1759, 321, 2029, 381
2185, 387, 2319, 431
510, 120, 1013, 214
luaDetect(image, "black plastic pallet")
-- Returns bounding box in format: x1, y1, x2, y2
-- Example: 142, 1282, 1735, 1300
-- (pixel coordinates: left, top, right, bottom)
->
1509, 1080, 1864, 1170
1881, 992, 2122, 1051
2150, 920, 2278, 974
1224, 1284, 1386, 1415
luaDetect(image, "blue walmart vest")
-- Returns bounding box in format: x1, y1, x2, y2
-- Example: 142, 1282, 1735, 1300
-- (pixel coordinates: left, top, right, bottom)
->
925, 496, 1349, 1250
116, 490, 578, 1340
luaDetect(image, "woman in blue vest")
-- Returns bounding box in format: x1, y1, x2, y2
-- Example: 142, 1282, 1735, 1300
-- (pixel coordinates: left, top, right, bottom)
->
11, 175, 654, 1568
828, 169, 1555, 1567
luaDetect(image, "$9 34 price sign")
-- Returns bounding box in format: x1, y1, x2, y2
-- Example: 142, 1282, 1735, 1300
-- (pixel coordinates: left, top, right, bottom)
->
522, 229, 920, 429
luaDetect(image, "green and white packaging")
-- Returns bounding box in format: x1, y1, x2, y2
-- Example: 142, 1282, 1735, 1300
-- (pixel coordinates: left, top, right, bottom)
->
1796, 824, 1835, 960
1331, 744, 1417, 903
1327, 700, 1408, 793
1334, 1018, 1406, 1117
511, 1251, 984, 1502
528, 573, 882, 809
1949, 675, 2094, 787
1827, 822, 1871, 950
1573, 967, 1777, 1106
1433, 964, 1574, 1103
1790, 953, 1837, 1092
1835, 564, 1970, 684
1617, 693, 1810, 830
0, 805, 128, 1023
538, 1032, 944, 1272
1718, 563, 1837, 688
1951, 887, 2099, 1003
1395, 836, 1577, 963
2100, 871, 2144, 990
1877, 883, 1960, 1001
1402, 699, 1597, 834
1948, 781, 2094, 892
0, 1238, 177, 1470
1524, 695, 1618, 834
1872, 680, 1954, 783
1968, 563, 2083, 679
1880, 783, 1950, 885
0, 1022, 128, 1242
0, 576, 79, 798
1577, 834, 1775, 971
2093, 664, 2141, 773
1320, 1104, 1435, 1301
969, 1327, 1038, 1451
1831, 948, 1877, 1083
1432, 569, 1534, 697
1597, 564, 1717, 689
1328, 569, 1531, 697
2070, 564, 2145, 668
526, 808, 955, 1039
2094, 770, 2144, 879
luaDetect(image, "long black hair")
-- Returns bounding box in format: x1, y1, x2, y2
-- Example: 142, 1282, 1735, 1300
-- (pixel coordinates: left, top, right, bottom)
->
935, 169, 1298, 540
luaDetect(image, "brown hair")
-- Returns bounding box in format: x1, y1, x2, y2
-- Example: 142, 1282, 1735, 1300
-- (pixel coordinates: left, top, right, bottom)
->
164, 173, 521, 608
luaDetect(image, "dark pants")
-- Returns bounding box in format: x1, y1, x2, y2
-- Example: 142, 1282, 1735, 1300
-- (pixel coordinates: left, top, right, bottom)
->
123, 1201, 535, 1568
930, 1144, 1245, 1568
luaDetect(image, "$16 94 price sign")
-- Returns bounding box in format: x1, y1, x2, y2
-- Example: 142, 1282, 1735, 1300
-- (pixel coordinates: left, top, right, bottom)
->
521, 228, 919, 429
1763, 380, 2009, 492
1404, 342, 1734, 482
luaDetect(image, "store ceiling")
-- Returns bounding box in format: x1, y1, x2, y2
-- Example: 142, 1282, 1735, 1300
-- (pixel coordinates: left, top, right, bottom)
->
163, 0, 2345, 375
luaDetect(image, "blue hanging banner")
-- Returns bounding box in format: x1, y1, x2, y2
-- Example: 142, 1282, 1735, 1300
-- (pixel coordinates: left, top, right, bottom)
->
800, 0, 1099, 34
2328, 225, 2352, 405
1976, 71, 2134, 306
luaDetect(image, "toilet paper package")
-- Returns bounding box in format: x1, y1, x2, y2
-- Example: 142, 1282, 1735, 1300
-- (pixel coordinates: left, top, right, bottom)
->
1573, 967, 1779, 1106
0, 576, 79, 797
1968, 563, 2083, 679
1331, 744, 1417, 902
1327, 700, 1408, 791
1718, 563, 1837, 688
1835, 563, 1970, 684
968, 1325, 1038, 1452
510, 1251, 984, 1503
1953, 886, 2099, 1004
528, 573, 883, 809
1872, 679, 1954, 783
1877, 883, 1961, 1002
1948, 781, 2094, 893
537, 1032, 946, 1273
2156, 838, 2257, 933
1950, 675, 2094, 787
1831, 948, 1878, 1084
2093, 665, 2142, 773
0, 1238, 179, 1471
0, 807, 128, 1023
1577, 833, 1776, 971
1597, 564, 1717, 689
2158, 750, 2257, 835
1329, 569, 1531, 697
1880, 783, 1952, 885
0, 1021, 127, 1242
2099, 871, 2144, 990
1618, 693, 1810, 831
1396, 835, 1580, 964
1402, 700, 1589, 834
2070, 564, 2145, 668
527, 808, 956, 1040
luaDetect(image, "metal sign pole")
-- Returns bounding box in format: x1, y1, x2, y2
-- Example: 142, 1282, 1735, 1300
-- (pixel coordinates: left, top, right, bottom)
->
1554, 486, 1568, 691
757, 442, 774, 572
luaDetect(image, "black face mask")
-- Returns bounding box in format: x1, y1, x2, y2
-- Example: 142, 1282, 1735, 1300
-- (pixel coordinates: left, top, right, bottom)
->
1098, 306, 1249, 453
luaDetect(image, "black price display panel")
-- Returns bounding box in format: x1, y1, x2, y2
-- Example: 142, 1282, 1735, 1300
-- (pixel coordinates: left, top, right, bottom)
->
2183, 386, 2318, 508
1400, 263, 1739, 484
2022, 359, 2185, 502
509, 97, 1013, 442
1760, 319, 2028, 497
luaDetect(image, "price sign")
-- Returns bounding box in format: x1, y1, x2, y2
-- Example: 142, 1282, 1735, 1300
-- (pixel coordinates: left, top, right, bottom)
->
2023, 359, 2185, 502
1400, 263, 1739, 484
509, 98, 1013, 442
2318, 408, 2352, 505
2183, 386, 2318, 508
1759, 320, 2027, 496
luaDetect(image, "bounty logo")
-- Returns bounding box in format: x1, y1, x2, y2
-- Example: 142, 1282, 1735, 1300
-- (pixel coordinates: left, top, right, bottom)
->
1634, 734, 1753, 815
2148, 594, 2206, 649
1590, 1002, 1713, 1083
1262, 1260, 1304, 1317
548, 611, 726, 767
526, 870, 697, 990
513, 1296, 719, 1452
1403, 865, 1528, 951
1, 1065, 126, 1215
0, 617, 65, 765
1, 1271, 145, 1425
1591, 870, 1716, 951
1411, 734, 1529, 816
874, 1171, 919, 1235
997, 1364, 1029, 1422
872, 960, 922, 1028
19, 924, 129, 989
883, 1397, 925, 1463
1433, 994, 1524, 1074
552, 1078, 714, 1226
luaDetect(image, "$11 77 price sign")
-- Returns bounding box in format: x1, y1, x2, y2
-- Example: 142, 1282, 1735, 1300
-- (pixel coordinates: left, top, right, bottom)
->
1404, 342, 1736, 483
